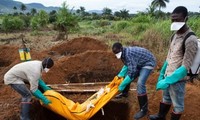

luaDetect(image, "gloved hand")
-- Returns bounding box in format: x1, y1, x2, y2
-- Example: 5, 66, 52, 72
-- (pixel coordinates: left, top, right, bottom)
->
118, 75, 133, 92
117, 65, 128, 78
158, 61, 168, 81
38, 78, 51, 92
114, 76, 121, 80
156, 80, 169, 90
156, 65, 187, 90
32, 89, 51, 105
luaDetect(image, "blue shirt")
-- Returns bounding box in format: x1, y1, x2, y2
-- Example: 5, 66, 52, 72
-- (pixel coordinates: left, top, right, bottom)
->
121, 46, 156, 79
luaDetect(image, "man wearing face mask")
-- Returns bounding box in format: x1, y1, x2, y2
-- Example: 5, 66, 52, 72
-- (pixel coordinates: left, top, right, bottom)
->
112, 42, 156, 119
149, 6, 198, 120
4, 57, 54, 120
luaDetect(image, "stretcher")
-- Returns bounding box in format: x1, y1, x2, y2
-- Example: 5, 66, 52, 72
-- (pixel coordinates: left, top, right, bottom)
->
41, 76, 123, 120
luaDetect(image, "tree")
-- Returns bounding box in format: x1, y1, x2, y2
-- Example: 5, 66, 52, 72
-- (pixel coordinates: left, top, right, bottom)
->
114, 9, 129, 19
151, 0, 169, 12
13, 6, 17, 10
120, 9, 129, 19
102, 7, 112, 16
76, 9, 81, 15
13, 6, 18, 16
114, 11, 120, 17
91, 12, 100, 20
102, 7, 113, 20
146, 4, 157, 16
30, 10, 49, 30
80, 6, 85, 13
49, 10, 57, 23
76, 6, 87, 18
55, 2, 79, 40
38, 10, 49, 27
31, 8, 37, 16
20, 4, 27, 14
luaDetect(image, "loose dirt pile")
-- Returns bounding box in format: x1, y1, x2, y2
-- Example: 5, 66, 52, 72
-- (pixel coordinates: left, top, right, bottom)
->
43, 51, 122, 84
0, 36, 200, 120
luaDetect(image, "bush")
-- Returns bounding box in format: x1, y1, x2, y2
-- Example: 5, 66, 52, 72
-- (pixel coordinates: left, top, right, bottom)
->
154, 20, 171, 40
30, 10, 49, 30
131, 15, 154, 23
30, 16, 39, 30
92, 20, 111, 27
19, 15, 32, 28
2, 16, 24, 32
130, 23, 150, 35
188, 16, 200, 37
12, 17, 25, 30
37, 10, 49, 27
114, 21, 130, 32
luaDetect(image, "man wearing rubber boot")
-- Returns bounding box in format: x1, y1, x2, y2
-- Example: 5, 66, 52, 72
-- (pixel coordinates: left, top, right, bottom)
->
112, 42, 156, 119
4, 57, 54, 120
149, 6, 198, 120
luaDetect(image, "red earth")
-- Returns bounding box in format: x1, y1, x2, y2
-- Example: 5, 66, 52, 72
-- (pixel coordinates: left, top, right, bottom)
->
0, 37, 200, 120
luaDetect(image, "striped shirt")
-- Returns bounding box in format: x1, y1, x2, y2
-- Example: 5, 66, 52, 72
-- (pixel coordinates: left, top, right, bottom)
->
165, 28, 198, 76
121, 46, 156, 79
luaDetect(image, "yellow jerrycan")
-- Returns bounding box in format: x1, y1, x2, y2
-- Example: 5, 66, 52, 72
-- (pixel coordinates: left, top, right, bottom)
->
18, 38, 31, 61
19, 48, 31, 61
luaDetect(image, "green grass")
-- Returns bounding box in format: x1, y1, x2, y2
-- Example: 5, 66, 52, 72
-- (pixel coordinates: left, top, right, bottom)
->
76, 15, 200, 63
0, 19, 2, 25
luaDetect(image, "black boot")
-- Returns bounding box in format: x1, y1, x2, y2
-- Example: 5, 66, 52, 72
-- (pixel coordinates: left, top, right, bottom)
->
115, 84, 130, 99
134, 94, 148, 120
149, 102, 171, 120
171, 111, 181, 120
20, 102, 31, 120
115, 92, 128, 98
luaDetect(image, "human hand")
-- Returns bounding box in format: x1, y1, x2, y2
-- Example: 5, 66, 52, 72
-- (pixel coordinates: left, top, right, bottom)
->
118, 86, 123, 92
42, 98, 52, 105
114, 76, 122, 80
39, 79, 52, 92
156, 79, 169, 90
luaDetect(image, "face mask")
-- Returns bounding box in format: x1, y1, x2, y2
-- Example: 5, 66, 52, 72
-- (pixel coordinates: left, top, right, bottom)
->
44, 68, 50, 73
170, 22, 185, 31
115, 51, 122, 59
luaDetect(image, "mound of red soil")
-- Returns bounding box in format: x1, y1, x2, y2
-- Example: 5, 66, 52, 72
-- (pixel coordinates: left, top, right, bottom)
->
48, 37, 108, 56
0, 45, 19, 83
43, 50, 122, 84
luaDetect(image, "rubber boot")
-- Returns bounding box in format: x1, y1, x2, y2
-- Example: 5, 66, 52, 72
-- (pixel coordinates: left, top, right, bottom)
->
20, 102, 31, 120
134, 94, 148, 119
171, 111, 181, 120
115, 84, 130, 98
149, 102, 171, 120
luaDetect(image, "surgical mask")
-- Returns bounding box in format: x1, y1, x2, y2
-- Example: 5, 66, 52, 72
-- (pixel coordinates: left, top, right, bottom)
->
44, 68, 50, 73
115, 52, 122, 59
170, 22, 185, 31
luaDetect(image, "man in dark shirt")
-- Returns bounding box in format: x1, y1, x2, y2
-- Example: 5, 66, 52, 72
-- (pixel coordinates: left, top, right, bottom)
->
112, 42, 156, 119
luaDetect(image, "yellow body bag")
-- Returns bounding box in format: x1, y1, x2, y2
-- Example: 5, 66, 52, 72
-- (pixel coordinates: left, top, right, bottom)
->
41, 77, 123, 120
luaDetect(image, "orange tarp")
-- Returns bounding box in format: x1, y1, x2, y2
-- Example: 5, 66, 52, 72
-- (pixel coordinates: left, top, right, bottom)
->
41, 77, 123, 120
